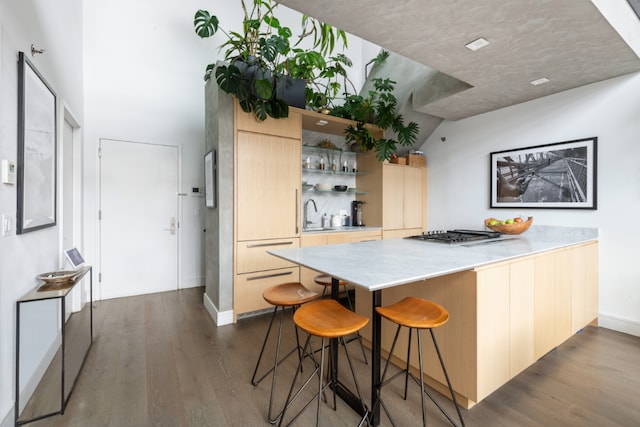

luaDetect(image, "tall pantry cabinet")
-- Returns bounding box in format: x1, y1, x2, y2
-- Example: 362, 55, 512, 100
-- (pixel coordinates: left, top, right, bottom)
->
234, 105, 302, 318
204, 82, 301, 323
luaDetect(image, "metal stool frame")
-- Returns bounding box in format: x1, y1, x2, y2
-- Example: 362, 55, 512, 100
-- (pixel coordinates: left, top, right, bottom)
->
278, 332, 369, 427
251, 304, 304, 423
377, 324, 465, 427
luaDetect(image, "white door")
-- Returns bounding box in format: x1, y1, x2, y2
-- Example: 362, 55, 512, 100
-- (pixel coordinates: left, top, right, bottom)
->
99, 139, 179, 299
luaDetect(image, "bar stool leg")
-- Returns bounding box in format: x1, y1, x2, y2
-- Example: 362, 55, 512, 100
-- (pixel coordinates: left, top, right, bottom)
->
416, 329, 427, 427
277, 335, 322, 427
279, 334, 369, 427
251, 305, 306, 424
430, 329, 465, 427
414, 328, 465, 427
404, 327, 413, 400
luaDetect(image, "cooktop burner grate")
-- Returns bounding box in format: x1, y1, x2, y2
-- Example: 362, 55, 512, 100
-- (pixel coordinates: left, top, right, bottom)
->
405, 229, 502, 243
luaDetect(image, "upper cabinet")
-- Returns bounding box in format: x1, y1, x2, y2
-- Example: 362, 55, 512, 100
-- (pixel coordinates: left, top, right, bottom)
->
357, 153, 427, 238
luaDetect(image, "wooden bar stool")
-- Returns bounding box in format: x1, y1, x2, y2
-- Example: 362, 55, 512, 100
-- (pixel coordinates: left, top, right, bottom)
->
251, 282, 319, 424
314, 274, 368, 365
278, 299, 370, 427
375, 296, 465, 427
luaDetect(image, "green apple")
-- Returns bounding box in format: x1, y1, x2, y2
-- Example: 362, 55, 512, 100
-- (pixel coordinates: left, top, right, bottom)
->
488, 219, 498, 226
505, 218, 514, 224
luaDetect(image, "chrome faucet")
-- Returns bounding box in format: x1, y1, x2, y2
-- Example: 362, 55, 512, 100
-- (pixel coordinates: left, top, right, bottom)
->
303, 199, 317, 230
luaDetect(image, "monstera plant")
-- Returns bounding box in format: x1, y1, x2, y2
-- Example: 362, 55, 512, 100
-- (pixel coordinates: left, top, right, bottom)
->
194, 0, 351, 121
330, 51, 420, 161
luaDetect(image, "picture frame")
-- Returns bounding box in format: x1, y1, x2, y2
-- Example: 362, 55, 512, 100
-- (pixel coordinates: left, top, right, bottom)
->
204, 150, 216, 208
490, 137, 597, 209
17, 51, 57, 233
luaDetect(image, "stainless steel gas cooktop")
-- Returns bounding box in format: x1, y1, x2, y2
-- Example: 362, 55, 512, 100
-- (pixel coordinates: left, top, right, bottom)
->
405, 229, 502, 244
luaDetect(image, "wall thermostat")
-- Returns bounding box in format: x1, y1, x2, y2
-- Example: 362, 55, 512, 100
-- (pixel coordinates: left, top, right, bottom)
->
1, 160, 16, 185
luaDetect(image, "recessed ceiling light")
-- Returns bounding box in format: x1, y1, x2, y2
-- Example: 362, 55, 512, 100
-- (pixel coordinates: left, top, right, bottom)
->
530, 77, 550, 86
316, 120, 328, 126
465, 37, 490, 51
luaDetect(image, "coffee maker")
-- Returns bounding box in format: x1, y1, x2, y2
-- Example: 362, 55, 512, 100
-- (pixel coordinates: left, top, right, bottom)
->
351, 200, 365, 226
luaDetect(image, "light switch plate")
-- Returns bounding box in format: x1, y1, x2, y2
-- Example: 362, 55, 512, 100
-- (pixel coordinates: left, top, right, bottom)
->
2, 214, 12, 236
1, 160, 16, 185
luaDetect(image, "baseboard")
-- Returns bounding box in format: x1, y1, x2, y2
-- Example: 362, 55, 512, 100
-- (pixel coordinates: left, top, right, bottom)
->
598, 313, 640, 337
202, 292, 234, 326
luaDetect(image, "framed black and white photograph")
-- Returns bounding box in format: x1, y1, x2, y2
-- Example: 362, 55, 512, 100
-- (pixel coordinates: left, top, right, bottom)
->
204, 150, 216, 208
17, 51, 57, 233
490, 137, 597, 209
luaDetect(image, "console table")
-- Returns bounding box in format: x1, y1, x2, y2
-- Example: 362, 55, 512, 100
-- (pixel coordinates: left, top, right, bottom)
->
15, 266, 93, 426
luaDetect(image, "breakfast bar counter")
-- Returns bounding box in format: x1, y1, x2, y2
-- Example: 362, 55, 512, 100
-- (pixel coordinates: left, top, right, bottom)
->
269, 225, 599, 422
273, 226, 597, 292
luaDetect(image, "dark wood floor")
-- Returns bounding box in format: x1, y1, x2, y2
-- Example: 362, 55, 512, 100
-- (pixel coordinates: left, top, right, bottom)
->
29, 287, 640, 427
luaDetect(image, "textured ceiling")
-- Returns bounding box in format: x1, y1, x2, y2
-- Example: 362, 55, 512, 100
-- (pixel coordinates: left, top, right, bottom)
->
279, 0, 640, 121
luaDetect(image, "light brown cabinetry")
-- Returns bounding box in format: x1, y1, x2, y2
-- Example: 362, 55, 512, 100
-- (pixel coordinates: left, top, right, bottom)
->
356, 241, 598, 408
357, 152, 426, 239
236, 131, 300, 241
233, 104, 302, 318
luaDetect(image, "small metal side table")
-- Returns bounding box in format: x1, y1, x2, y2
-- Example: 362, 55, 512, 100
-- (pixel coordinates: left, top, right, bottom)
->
15, 266, 93, 426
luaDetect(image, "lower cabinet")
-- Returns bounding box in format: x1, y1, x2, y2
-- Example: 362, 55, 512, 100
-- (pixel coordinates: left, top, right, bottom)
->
234, 238, 300, 317
234, 267, 300, 315
356, 241, 598, 409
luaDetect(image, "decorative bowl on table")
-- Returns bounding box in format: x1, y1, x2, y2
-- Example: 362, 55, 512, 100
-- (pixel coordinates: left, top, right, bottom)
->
333, 185, 348, 192
484, 216, 533, 235
37, 270, 77, 284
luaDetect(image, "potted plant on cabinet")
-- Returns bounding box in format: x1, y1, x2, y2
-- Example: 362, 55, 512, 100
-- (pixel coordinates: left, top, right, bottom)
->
194, 0, 351, 121
330, 51, 420, 161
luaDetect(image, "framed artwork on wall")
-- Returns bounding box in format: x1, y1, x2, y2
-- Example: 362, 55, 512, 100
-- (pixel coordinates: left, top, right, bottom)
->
204, 150, 216, 208
17, 51, 58, 234
490, 137, 597, 209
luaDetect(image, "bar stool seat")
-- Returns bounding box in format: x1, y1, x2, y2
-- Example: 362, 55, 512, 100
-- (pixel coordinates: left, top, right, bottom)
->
251, 282, 319, 424
278, 299, 370, 427
314, 274, 368, 365
376, 296, 465, 427
376, 296, 449, 329
263, 282, 319, 307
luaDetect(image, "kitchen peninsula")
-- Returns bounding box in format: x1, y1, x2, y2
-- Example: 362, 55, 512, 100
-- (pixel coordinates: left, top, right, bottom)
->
269, 225, 598, 414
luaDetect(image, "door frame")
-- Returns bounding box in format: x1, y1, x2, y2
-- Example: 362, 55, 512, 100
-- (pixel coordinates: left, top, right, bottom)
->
58, 104, 84, 312
58, 104, 83, 266
96, 137, 183, 298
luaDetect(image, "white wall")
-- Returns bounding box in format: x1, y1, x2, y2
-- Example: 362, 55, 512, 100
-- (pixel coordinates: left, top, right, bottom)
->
82, 0, 218, 291
422, 71, 640, 337
0, 0, 84, 424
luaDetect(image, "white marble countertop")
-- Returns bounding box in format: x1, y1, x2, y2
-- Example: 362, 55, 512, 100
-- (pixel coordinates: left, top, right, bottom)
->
270, 225, 598, 292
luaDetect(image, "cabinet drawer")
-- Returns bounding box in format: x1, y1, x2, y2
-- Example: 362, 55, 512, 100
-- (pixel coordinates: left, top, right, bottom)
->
349, 231, 382, 242
236, 238, 300, 274
235, 267, 301, 314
